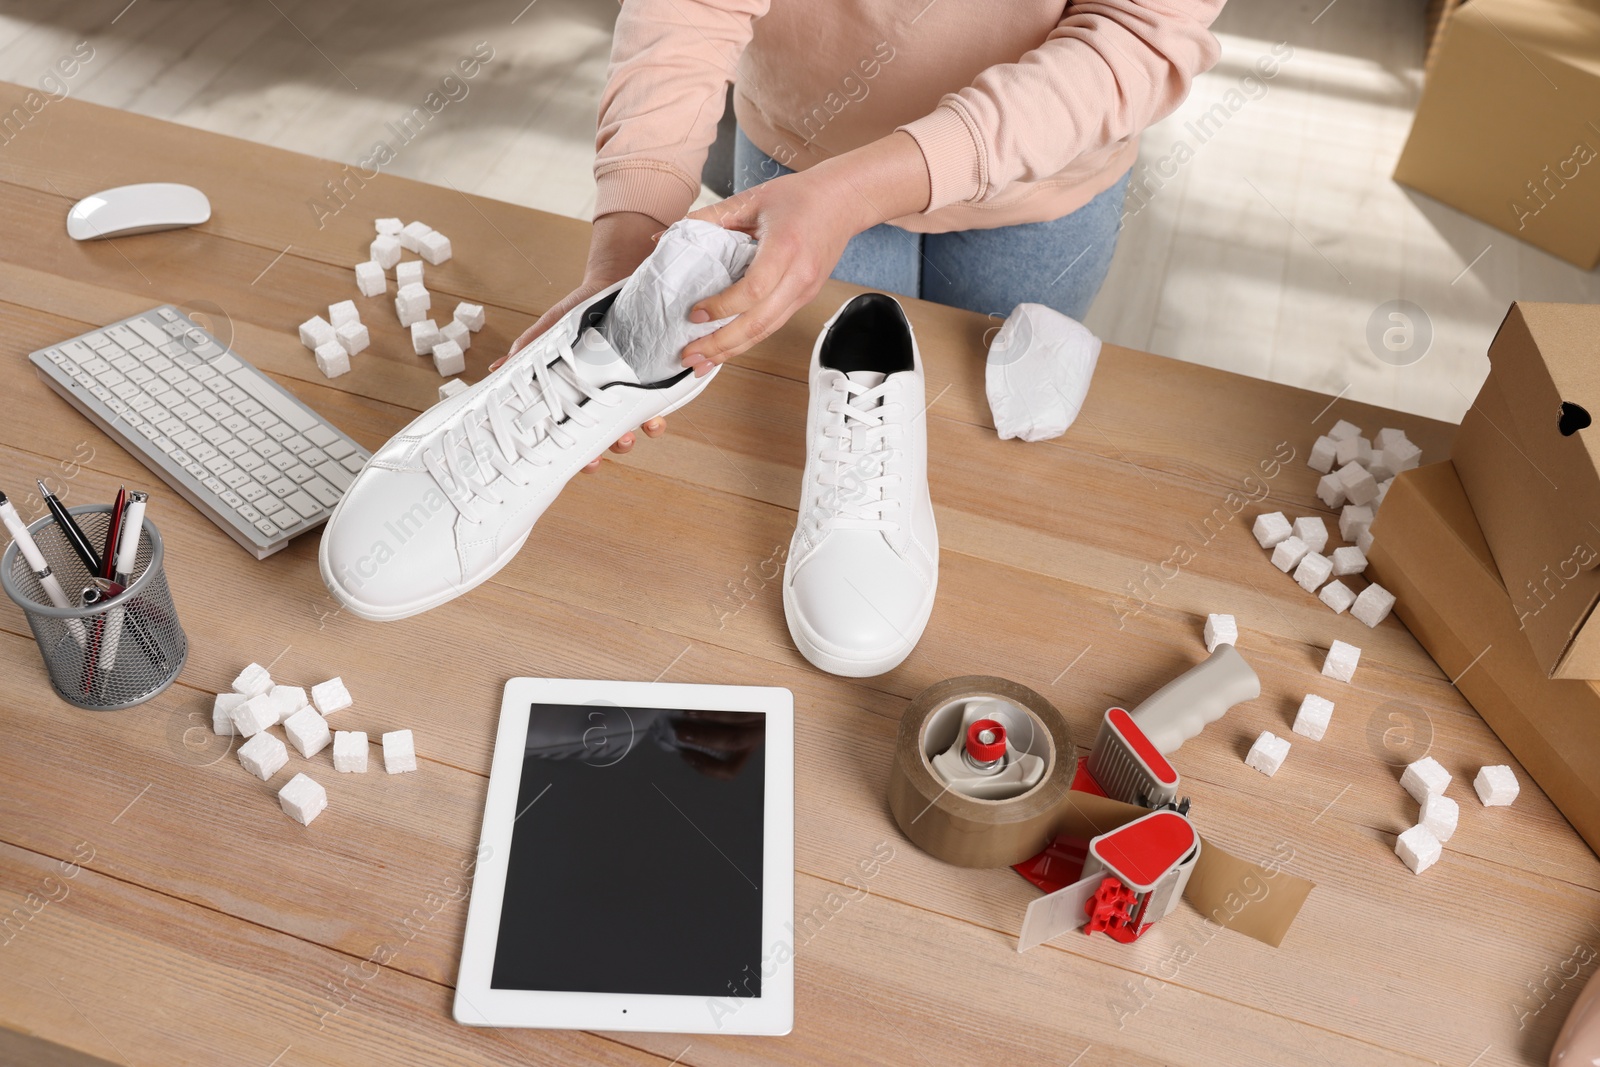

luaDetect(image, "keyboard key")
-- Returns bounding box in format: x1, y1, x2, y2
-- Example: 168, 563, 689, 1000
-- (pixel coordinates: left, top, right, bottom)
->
269, 452, 298, 472
194, 341, 222, 358
249, 410, 279, 431
202, 476, 226, 494
254, 439, 283, 459
162, 321, 186, 337
195, 394, 221, 412
122, 412, 146, 429
323, 438, 355, 460
268, 478, 296, 499
341, 453, 367, 474
238, 504, 261, 522
171, 449, 191, 465
254, 519, 280, 538
188, 442, 219, 462
284, 490, 321, 519
226, 366, 318, 431
305, 477, 341, 508
138, 424, 160, 440
107, 398, 130, 414
112, 382, 141, 400
212, 354, 242, 374
267, 423, 294, 442
131, 344, 160, 361
130, 394, 156, 412
172, 402, 201, 421
82, 358, 111, 376
158, 418, 185, 437
173, 429, 203, 449
192, 365, 218, 383
222, 414, 250, 433
283, 435, 310, 454
203, 427, 231, 447
130, 318, 169, 348
190, 414, 217, 433
234, 397, 263, 417
185, 462, 206, 478
111, 354, 139, 373
174, 380, 204, 397
127, 366, 156, 385
160, 368, 188, 387
154, 437, 175, 453
238, 480, 267, 501
314, 461, 353, 491
107, 325, 142, 348
286, 464, 315, 485
258, 494, 285, 515
305, 425, 339, 447
100, 369, 127, 387
160, 342, 186, 359
300, 447, 329, 467
90, 385, 112, 401
144, 354, 172, 372
237, 426, 265, 446
205, 456, 235, 476
62, 340, 94, 360
220, 489, 242, 507
157, 307, 178, 321
219, 439, 248, 458
236, 453, 265, 473
273, 511, 300, 531
85, 332, 112, 348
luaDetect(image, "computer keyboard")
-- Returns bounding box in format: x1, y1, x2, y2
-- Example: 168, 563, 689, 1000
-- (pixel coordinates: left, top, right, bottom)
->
28, 305, 370, 560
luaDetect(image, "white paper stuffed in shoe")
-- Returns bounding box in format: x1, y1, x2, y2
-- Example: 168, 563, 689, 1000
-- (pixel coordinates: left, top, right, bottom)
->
985, 303, 1101, 442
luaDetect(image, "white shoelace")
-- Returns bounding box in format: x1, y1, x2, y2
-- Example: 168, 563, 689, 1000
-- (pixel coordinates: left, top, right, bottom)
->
421, 344, 621, 524
807, 375, 905, 536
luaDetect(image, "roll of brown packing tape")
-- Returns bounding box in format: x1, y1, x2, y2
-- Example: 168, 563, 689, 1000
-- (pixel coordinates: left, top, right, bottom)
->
889, 674, 1317, 946
887, 676, 1077, 868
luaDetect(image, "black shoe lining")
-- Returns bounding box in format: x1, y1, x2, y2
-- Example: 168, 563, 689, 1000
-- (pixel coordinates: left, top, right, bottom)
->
818, 293, 913, 376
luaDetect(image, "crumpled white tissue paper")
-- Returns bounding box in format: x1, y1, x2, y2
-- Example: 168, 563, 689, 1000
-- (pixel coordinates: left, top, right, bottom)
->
985, 302, 1102, 442
605, 218, 758, 383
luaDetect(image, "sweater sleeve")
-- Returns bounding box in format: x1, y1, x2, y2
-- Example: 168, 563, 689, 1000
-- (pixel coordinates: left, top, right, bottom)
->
898, 0, 1225, 212
592, 0, 770, 226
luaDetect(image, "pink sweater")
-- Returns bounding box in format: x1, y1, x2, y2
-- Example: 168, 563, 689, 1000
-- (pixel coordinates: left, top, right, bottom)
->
593, 0, 1224, 234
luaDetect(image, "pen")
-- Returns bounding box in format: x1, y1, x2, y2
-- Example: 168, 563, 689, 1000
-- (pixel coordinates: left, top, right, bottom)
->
0, 489, 86, 646
38, 480, 101, 577
101, 485, 126, 581
81, 585, 105, 693
113, 491, 147, 587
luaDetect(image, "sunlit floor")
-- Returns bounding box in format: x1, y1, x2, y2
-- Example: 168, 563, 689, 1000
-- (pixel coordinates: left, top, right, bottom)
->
3, 0, 1595, 422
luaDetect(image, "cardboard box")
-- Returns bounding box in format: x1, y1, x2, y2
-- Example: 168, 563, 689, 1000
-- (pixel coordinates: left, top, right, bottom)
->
1393, 0, 1600, 269
1452, 301, 1600, 679
1367, 461, 1600, 858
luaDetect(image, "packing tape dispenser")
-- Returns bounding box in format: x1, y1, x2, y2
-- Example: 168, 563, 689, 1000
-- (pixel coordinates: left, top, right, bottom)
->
887, 647, 1313, 950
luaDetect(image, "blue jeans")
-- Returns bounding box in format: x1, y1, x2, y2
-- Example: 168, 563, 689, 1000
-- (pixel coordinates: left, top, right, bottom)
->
732, 129, 1128, 321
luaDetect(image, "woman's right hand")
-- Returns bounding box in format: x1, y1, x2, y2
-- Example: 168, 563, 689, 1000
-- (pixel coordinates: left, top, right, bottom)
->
491, 210, 665, 472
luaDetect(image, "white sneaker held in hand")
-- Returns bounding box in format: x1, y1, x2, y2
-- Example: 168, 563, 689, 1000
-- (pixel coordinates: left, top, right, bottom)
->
783, 293, 938, 677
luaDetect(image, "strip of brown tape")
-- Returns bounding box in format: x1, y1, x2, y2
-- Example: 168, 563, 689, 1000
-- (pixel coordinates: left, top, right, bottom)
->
888, 677, 1314, 947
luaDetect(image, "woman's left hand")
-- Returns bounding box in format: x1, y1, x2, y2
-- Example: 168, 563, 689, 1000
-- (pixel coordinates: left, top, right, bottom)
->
677, 130, 932, 375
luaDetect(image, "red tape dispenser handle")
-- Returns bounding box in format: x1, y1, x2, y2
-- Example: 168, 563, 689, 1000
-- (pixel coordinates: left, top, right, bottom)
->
965, 718, 1007, 763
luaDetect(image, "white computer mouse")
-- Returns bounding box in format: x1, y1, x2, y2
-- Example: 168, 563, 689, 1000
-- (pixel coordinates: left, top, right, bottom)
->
65, 182, 211, 241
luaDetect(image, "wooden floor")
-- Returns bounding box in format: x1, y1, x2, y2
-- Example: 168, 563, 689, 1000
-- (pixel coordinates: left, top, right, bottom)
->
0, 91, 1597, 1067
3, 0, 1598, 427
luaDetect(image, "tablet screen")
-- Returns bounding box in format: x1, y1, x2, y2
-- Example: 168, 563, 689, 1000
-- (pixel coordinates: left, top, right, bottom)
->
490, 703, 767, 999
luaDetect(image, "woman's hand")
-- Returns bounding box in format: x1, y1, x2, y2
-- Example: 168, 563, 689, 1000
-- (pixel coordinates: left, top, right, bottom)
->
677, 130, 932, 375
492, 211, 664, 473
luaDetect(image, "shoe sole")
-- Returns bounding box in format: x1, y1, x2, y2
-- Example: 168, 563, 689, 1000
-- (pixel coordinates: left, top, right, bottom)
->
317, 369, 718, 622
781, 574, 936, 678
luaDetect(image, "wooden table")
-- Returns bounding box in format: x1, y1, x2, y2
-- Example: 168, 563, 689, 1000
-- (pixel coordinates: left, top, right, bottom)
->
1, 88, 1596, 1067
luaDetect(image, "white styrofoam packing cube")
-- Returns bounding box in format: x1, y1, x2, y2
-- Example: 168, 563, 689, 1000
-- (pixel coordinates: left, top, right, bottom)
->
1367, 457, 1395, 483
441, 319, 471, 351
283, 706, 331, 759
1356, 526, 1375, 554
1292, 516, 1328, 554
1375, 478, 1393, 507
439, 378, 468, 401
1419, 793, 1459, 842
232, 693, 279, 737
418, 230, 452, 265
1245, 731, 1290, 776
1336, 462, 1378, 506
1328, 419, 1362, 441
1384, 438, 1422, 474
278, 773, 327, 826
1474, 764, 1519, 806
311, 676, 352, 716
238, 731, 288, 781
213, 692, 247, 735
1307, 435, 1337, 474
396, 299, 425, 328
432, 340, 465, 377
1351, 582, 1395, 628
454, 302, 485, 331
370, 234, 402, 270
395, 260, 424, 287
231, 662, 273, 698
1271, 535, 1309, 573
298, 316, 336, 351
1322, 639, 1361, 682
333, 731, 368, 773
1294, 551, 1332, 593
266, 684, 308, 724
1374, 428, 1408, 451
375, 217, 403, 236
1330, 546, 1367, 577
399, 221, 432, 253
1252, 512, 1292, 549
1319, 579, 1356, 614
314, 341, 349, 379
396, 281, 430, 314
1395, 824, 1441, 874
410, 319, 443, 356
334, 320, 369, 356
1203, 613, 1237, 652
328, 300, 360, 329
355, 260, 386, 297
1401, 756, 1451, 803
1292, 694, 1334, 741
383, 729, 417, 774
1316, 474, 1346, 508
1334, 436, 1371, 467
1339, 505, 1373, 541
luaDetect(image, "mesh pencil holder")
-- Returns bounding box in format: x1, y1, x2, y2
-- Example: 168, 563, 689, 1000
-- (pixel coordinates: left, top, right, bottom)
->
2, 505, 188, 711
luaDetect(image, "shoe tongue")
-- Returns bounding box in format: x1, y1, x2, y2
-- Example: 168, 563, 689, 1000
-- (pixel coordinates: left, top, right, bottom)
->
567, 327, 640, 389
845, 370, 886, 389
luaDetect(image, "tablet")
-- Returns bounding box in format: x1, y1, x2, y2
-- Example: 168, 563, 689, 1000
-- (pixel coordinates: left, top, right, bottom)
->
454, 678, 794, 1035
